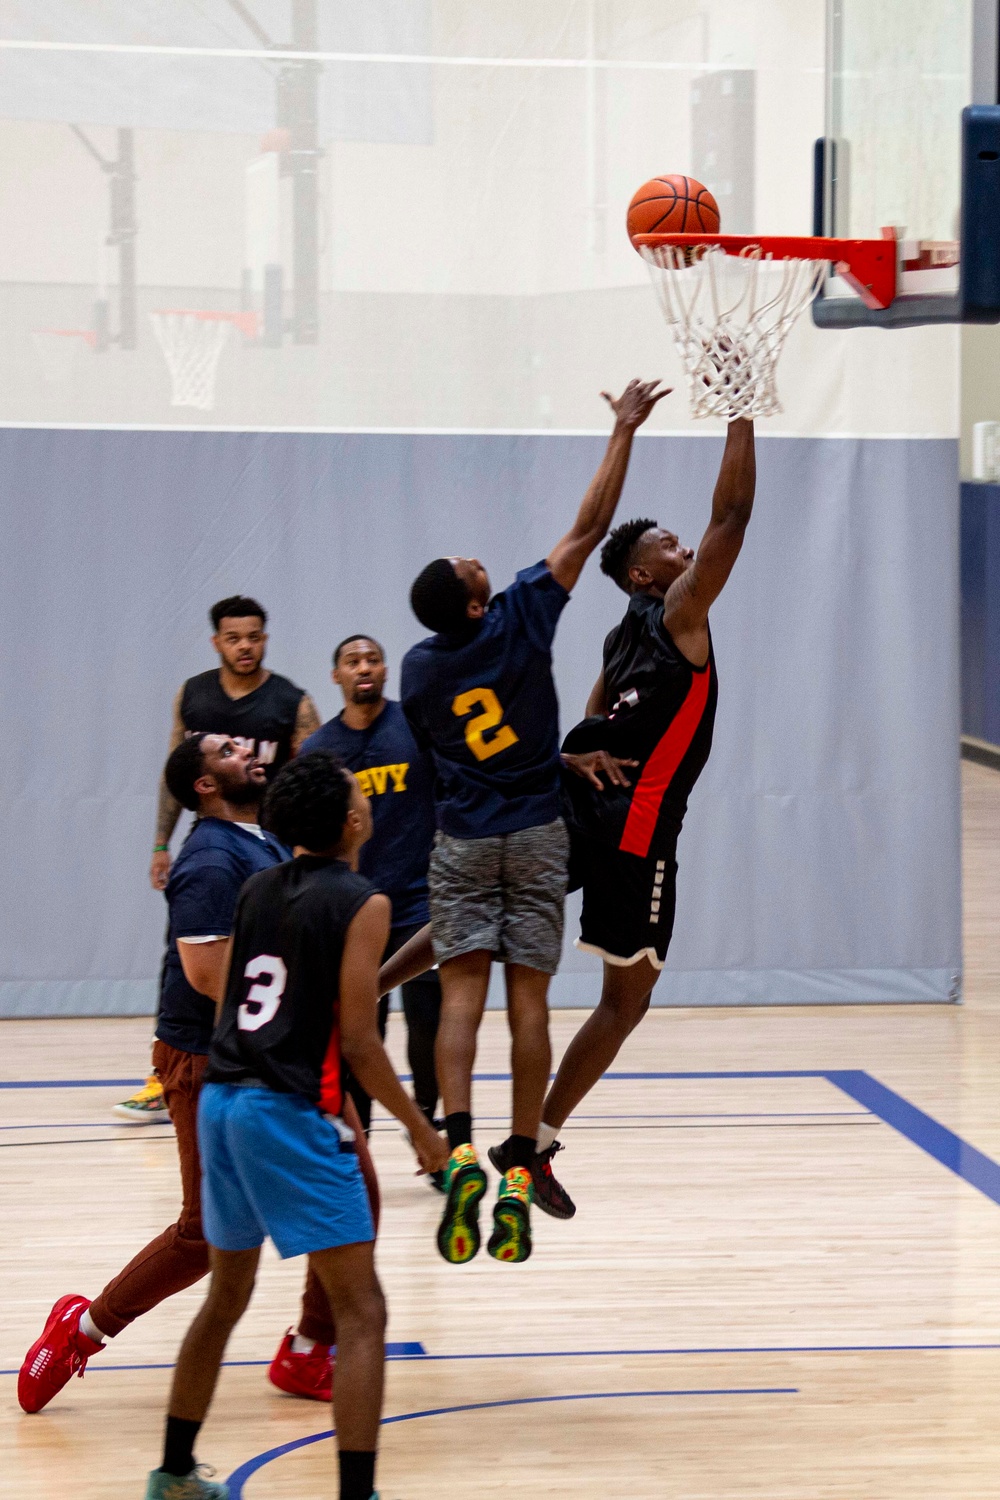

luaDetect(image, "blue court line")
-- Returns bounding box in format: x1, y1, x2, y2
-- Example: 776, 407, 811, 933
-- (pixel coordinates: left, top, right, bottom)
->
4, 1068, 998, 1208
7, 1339, 997, 1380
225, 1388, 797, 1496
0, 1111, 871, 1130
0, 1341, 425, 1378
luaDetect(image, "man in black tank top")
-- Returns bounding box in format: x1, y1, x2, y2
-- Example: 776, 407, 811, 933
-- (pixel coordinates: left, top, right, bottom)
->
498, 418, 757, 1220
142, 751, 447, 1499
149, 595, 320, 892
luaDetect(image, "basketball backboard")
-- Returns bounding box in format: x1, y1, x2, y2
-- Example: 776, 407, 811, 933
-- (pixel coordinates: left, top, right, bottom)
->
814, 0, 1000, 327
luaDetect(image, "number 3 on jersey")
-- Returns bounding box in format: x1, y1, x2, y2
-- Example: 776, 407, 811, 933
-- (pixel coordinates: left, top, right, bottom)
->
238, 953, 287, 1032
452, 687, 520, 762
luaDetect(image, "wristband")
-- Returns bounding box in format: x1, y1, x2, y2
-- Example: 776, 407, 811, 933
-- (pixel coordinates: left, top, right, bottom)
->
153, 844, 169, 853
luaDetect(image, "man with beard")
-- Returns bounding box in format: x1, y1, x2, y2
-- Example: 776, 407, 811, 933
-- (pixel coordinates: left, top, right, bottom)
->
20, 735, 373, 1412
117, 597, 320, 1127
302, 637, 441, 1146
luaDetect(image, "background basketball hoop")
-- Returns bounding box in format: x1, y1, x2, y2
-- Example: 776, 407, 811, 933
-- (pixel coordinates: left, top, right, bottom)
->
150, 309, 258, 412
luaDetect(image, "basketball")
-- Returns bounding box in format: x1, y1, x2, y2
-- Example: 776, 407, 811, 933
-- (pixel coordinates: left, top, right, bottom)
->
626, 174, 721, 245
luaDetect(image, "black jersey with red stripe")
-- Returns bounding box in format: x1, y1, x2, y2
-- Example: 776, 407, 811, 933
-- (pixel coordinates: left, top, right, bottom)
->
206, 856, 376, 1115
561, 590, 717, 859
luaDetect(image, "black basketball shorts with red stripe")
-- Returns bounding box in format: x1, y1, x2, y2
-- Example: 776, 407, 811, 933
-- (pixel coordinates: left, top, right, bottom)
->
569, 829, 678, 969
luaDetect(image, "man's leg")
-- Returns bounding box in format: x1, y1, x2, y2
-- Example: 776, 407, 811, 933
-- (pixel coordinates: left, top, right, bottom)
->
542, 956, 659, 1131
274, 1094, 382, 1401
308, 1241, 387, 1500
17, 1041, 210, 1414
401, 968, 442, 1122
149, 1246, 259, 1494
505, 964, 552, 1141
434, 951, 492, 1263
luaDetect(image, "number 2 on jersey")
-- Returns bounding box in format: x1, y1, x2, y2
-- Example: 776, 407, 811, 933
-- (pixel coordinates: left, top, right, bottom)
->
452, 687, 520, 762
238, 953, 287, 1032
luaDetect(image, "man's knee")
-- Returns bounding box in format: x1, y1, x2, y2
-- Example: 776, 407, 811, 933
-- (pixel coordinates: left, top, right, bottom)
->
332, 1279, 386, 1339
203, 1259, 257, 1324
598, 979, 653, 1033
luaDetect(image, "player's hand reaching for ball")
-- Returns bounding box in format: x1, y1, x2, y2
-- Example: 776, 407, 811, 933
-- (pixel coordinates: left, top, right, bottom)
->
410, 1115, 449, 1176
561, 750, 638, 790
602, 377, 671, 432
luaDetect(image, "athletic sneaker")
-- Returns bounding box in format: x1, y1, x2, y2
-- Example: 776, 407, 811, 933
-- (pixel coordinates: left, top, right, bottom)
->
143, 1466, 229, 1498
488, 1138, 576, 1221
267, 1329, 334, 1401
18, 1293, 104, 1413
487, 1167, 533, 1263
112, 1075, 170, 1124
436, 1143, 488, 1264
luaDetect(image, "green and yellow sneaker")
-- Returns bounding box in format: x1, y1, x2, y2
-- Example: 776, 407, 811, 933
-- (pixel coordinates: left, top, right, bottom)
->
487, 1166, 533, 1263
113, 1075, 170, 1125
436, 1144, 488, 1264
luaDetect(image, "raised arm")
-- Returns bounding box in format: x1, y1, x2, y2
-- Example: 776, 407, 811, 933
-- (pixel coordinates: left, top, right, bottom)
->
546, 379, 670, 593
662, 418, 756, 661
150, 688, 187, 891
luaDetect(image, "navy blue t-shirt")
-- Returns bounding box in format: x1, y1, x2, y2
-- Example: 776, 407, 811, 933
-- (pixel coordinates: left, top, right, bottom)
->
400, 560, 570, 839
300, 699, 435, 928
157, 818, 290, 1055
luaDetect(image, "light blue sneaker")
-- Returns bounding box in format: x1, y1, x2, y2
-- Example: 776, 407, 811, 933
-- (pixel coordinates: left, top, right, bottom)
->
143, 1468, 228, 1499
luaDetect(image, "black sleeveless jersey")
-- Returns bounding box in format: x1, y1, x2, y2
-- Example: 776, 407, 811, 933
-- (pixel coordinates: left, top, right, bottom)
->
206, 856, 376, 1114
561, 590, 717, 859
180, 669, 305, 778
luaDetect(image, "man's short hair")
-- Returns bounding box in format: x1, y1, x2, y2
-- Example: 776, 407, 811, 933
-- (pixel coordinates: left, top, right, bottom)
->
600, 518, 659, 593
262, 750, 353, 851
210, 595, 267, 632
410, 559, 472, 634
164, 733, 209, 812
333, 633, 385, 667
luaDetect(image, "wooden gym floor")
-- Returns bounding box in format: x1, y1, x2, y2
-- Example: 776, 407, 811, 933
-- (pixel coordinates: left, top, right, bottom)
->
4, 760, 1000, 1498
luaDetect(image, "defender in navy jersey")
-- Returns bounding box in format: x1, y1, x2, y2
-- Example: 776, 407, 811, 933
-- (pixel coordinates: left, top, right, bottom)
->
516, 417, 757, 1219
401, 378, 670, 1267
303, 634, 442, 1135
142, 752, 446, 1500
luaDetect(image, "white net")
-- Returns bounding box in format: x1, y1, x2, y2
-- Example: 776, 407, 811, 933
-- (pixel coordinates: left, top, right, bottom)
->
640, 246, 828, 419
150, 311, 242, 412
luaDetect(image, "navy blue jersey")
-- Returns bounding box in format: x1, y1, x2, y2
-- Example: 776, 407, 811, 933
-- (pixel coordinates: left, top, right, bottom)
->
157, 818, 290, 1055
300, 700, 435, 927
400, 561, 569, 839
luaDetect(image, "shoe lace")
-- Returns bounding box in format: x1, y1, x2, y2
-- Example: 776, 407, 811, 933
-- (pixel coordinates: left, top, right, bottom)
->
536, 1141, 563, 1177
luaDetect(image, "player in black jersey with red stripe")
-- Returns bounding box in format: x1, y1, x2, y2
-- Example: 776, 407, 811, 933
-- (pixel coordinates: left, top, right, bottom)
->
496, 417, 756, 1218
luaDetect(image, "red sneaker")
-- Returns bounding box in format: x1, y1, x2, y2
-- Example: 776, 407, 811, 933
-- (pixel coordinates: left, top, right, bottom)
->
18, 1294, 104, 1413
267, 1329, 334, 1402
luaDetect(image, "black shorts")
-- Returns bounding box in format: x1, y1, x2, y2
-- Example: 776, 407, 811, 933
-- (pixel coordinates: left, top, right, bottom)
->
571, 833, 678, 969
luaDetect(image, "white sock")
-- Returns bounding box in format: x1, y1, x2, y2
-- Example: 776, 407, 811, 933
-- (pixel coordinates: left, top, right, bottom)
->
79, 1308, 107, 1345
291, 1333, 317, 1355
536, 1122, 559, 1153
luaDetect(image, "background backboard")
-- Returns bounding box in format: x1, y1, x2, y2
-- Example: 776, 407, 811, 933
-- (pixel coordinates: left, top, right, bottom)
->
814, 0, 1000, 327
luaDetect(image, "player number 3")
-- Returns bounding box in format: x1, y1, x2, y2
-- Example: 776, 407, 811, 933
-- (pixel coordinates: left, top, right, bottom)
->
238, 953, 287, 1032
452, 687, 520, 762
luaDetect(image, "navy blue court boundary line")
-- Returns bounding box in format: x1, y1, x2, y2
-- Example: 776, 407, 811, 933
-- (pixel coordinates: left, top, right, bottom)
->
5, 1339, 1000, 1380
4, 1068, 1000, 1206
225, 1388, 798, 1496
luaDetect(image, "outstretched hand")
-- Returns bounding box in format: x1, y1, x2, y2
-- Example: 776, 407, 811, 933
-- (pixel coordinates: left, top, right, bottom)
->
561, 750, 638, 791
602, 378, 671, 432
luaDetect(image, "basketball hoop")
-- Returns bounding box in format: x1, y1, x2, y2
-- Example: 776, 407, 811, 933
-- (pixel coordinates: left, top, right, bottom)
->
150, 309, 258, 412
635, 232, 898, 419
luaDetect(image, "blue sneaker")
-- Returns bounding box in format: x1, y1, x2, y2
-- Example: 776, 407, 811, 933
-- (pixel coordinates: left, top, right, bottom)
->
143, 1468, 228, 1499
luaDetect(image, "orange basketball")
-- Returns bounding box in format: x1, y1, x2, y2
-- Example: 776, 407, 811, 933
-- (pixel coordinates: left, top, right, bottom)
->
626, 175, 721, 246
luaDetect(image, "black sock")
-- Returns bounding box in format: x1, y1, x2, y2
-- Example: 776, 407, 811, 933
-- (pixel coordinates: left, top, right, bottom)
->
506, 1134, 537, 1170
445, 1111, 473, 1151
339, 1447, 377, 1500
161, 1414, 201, 1477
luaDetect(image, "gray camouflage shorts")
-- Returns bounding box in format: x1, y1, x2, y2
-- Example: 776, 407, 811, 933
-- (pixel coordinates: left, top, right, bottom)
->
428, 817, 570, 975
